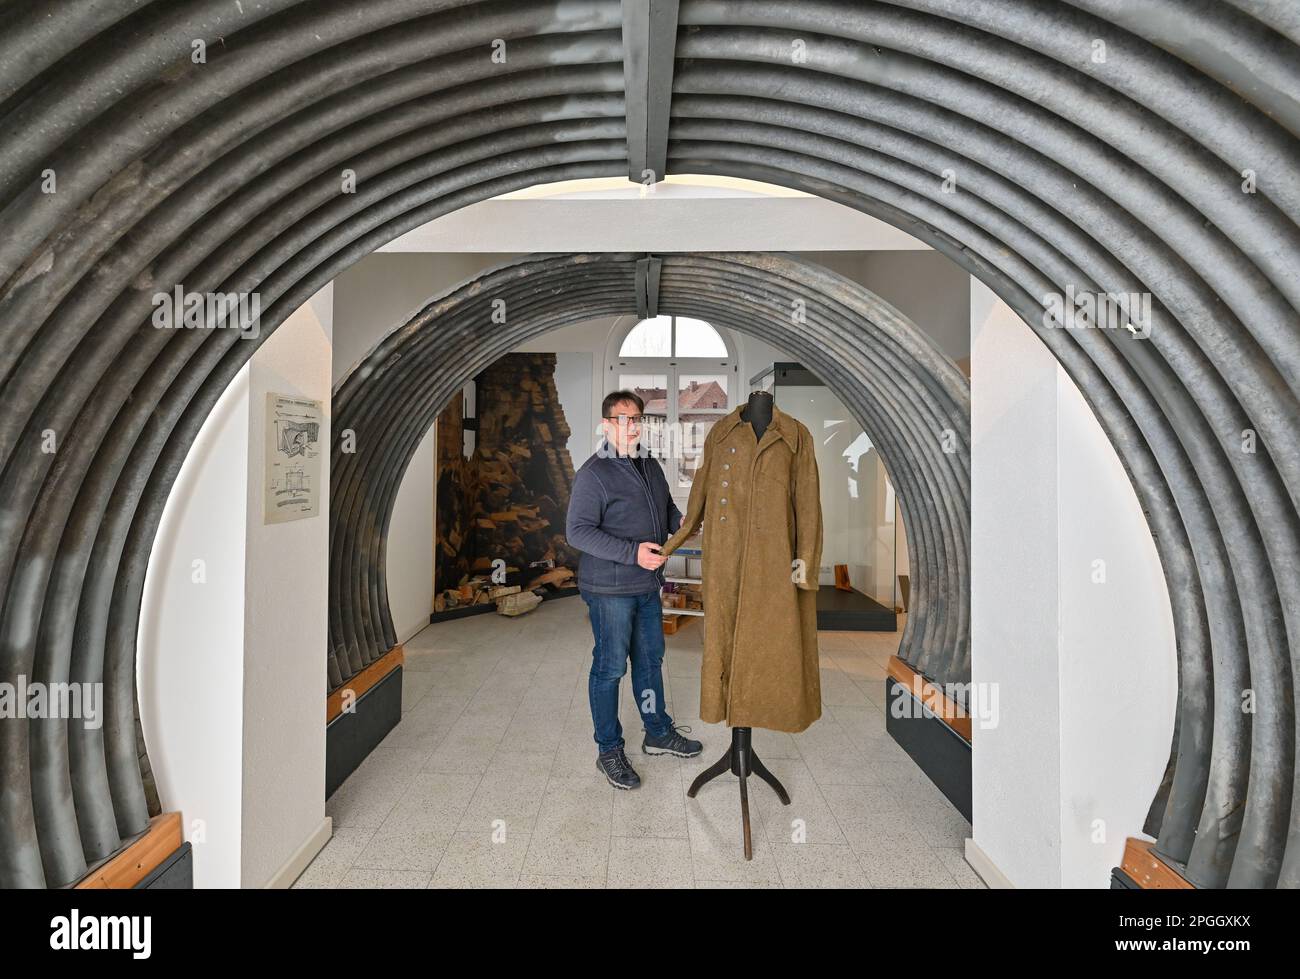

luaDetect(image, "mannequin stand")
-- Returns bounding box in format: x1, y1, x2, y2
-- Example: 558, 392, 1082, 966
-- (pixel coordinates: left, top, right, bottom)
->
687, 726, 790, 860
688, 391, 789, 860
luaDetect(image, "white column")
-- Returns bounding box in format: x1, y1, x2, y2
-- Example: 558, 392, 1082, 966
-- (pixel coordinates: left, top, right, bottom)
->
968, 279, 1176, 887
139, 290, 333, 887
241, 295, 333, 888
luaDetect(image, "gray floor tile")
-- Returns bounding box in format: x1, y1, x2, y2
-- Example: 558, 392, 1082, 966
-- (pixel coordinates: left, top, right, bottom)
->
429, 829, 529, 888
935, 846, 988, 888
290, 826, 375, 888
337, 867, 433, 888
302, 607, 933, 889
521, 834, 611, 879
352, 809, 459, 872
771, 842, 871, 888
607, 836, 694, 888
517, 874, 605, 889
854, 838, 962, 888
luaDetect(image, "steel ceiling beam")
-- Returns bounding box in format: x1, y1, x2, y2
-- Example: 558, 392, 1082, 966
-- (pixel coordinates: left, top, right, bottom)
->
621, 0, 680, 182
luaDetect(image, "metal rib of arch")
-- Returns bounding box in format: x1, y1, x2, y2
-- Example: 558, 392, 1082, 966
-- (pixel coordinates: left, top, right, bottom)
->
0, 0, 1293, 889
327, 252, 971, 700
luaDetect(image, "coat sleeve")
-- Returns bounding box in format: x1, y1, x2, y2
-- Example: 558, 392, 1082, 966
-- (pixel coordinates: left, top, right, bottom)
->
566, 468, 638, 565
792, 425, 823, 591
658, 431, 712, 557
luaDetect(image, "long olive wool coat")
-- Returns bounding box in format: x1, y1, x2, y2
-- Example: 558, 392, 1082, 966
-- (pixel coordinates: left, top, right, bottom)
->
659, 403, 824, 733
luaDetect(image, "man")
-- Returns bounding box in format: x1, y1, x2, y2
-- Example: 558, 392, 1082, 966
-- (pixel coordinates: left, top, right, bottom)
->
565, 391, 704, 789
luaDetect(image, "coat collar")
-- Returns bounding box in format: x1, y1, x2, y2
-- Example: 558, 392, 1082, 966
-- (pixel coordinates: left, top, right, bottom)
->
714, 402, 800, 453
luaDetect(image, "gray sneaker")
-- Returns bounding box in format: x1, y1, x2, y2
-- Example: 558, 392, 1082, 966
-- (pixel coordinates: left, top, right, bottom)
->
642, 724, 703, 758
596, 747, 641, 789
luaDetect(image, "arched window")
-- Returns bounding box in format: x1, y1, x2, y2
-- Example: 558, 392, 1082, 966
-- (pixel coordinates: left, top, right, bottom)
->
618, 315, 728, 358
608, 315, 736, 498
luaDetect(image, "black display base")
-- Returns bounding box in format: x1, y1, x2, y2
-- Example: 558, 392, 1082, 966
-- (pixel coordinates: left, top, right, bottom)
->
429, 585, 580, 624
326, 665, 403, 798
133, 842, 193, 889
884, 676, 972, 822
1110, 867, 1141, 888
816, 585, 897, 631
687, 727, 789, 861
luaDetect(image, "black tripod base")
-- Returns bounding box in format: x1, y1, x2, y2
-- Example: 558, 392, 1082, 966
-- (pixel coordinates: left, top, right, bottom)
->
686, 727, 790, 860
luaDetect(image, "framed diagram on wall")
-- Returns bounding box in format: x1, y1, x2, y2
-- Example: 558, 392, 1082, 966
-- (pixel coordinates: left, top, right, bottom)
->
265, 391, 323, 524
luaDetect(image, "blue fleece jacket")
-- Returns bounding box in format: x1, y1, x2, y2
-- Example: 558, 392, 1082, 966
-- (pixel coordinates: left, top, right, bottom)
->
565, 439, 683, 595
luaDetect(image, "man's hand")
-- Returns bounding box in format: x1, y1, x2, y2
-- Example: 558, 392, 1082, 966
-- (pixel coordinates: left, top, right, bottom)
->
637, 542, 667, 570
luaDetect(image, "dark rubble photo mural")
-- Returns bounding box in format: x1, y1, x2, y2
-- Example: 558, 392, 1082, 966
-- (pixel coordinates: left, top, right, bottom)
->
434, 352, 583, 614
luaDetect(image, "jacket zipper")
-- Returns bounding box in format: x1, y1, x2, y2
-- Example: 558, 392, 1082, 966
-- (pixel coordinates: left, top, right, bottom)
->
624, 453, 662, 575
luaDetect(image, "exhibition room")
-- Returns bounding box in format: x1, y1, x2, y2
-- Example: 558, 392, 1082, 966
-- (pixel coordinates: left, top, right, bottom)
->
0, 0, 1295, 916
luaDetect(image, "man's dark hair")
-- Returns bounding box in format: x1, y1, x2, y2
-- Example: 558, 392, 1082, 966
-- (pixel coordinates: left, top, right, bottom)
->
602, 389, 644, 418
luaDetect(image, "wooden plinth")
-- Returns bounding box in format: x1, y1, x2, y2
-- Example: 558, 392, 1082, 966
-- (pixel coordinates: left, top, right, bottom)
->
887, 655, 973, 743
1121, 838, 1194, 889
75, 812, 183, 889
327, 645, 405, 723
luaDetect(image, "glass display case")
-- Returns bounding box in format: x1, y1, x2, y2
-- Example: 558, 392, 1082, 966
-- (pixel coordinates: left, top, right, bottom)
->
751, 363, 902, 630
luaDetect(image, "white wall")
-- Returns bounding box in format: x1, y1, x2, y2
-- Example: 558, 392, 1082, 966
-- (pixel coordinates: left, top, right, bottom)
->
872, 454, 898, 604
734, 331, 792, 388
386, 427, 435, 641
241, 300, 332, 888
382, 179, 924, 253
796, 250, 970, 362
860, 251, 971, 362
548, 351, 594, 474
333, 252, 521, 636
335, 255, 438, 637
896, 506, 910, 596
138, 368, 249, 889
1056, 366, 1178, 885
516, 317, 613, 465
969, 280, 1177, 888
139, 295, 333, 888
332, 252, 520, 382
770, 382, 894, 597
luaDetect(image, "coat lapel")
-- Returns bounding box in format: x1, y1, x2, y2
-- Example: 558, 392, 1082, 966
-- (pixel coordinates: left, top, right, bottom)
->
721, 402, 800, 458
769, 404, 801, 453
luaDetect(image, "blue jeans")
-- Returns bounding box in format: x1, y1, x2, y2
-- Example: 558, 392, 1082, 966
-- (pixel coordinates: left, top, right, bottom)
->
582, 589, 675, 754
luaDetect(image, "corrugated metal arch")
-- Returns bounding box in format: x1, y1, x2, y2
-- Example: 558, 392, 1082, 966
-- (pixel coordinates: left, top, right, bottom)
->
327, 251, 970, 703
0, 0, 1294, 889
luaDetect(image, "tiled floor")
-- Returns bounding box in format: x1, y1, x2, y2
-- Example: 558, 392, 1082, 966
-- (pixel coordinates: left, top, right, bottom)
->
294, 597, 982, 889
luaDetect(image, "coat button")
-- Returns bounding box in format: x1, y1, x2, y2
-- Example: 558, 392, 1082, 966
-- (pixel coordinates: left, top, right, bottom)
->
729, 447, 736, 453
720, 515, 727, 522
720, 498, 727, 505
722, 463, 730, 470
721, 480, 728, 487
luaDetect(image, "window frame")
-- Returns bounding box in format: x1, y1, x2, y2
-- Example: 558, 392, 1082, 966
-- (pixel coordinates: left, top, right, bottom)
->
606, 315, 738, 499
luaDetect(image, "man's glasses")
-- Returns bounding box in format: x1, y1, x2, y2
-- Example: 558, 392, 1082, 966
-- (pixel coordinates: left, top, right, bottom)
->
604, 414, 646, 424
